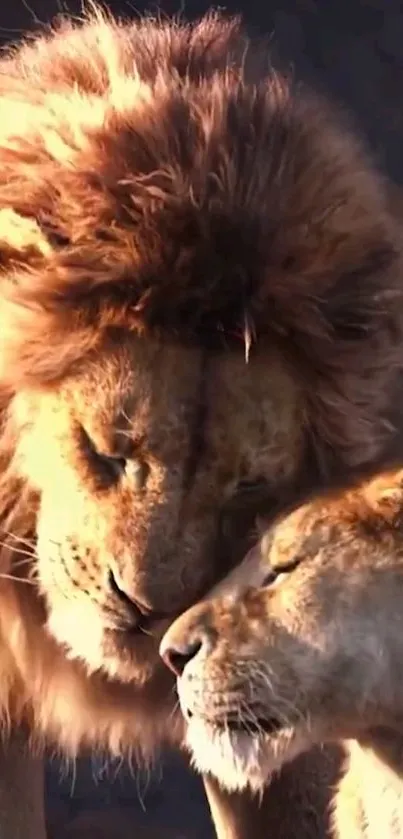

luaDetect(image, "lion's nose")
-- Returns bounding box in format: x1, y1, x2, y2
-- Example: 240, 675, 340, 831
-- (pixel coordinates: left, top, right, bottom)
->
160, 603, 214, 676
108, 569, 164, 630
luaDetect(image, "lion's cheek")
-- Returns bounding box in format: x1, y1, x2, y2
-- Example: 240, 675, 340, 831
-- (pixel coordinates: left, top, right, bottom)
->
45, 595, 109, 672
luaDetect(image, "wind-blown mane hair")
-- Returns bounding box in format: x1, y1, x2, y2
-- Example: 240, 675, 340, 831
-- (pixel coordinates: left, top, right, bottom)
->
0, 6, 399, 754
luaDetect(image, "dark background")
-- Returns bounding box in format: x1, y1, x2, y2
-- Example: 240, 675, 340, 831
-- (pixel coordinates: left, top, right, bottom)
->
1, 1, 402, 836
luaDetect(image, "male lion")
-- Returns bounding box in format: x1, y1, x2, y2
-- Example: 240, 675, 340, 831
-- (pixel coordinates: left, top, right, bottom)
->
161, 468, 403, 838
0, 7, 401, 839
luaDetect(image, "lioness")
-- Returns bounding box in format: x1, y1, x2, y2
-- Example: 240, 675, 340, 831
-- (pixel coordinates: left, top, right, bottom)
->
161, 468, 403, 837
0, 6, 402, 839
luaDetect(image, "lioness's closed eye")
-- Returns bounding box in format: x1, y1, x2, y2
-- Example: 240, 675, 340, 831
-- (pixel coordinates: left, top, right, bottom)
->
160, 469, 403, 795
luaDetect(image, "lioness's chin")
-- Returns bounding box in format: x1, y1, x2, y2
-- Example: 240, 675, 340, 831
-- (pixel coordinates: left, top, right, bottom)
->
185, 719, 307, 793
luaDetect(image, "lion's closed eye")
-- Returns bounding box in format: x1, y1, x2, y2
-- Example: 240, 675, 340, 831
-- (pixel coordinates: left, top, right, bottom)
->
79, 425, 150, 490
261, 556, 302, 589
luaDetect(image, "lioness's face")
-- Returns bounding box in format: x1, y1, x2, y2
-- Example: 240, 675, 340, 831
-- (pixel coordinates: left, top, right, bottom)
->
161, 479, 403, 792
11, 331, 301, 683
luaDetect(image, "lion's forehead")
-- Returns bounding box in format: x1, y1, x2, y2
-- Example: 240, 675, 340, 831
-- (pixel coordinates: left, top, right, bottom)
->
18, 334, 302, 492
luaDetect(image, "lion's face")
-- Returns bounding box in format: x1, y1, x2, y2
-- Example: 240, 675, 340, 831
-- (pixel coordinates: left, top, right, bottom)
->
161, 471, 403, 792
11, 331, 301, 683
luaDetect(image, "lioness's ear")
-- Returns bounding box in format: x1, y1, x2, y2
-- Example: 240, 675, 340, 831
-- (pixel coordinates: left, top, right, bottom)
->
0, 208, 53, 264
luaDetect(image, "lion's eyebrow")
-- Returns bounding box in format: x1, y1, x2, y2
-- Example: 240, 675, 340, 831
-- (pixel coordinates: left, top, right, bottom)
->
111, 425, 146, 456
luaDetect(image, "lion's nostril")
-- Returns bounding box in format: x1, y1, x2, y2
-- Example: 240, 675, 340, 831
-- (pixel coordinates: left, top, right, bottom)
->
108, 570, 154, 629
160, 638, 203, 677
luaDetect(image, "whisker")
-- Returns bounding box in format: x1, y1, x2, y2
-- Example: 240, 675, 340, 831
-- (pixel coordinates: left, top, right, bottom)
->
252, 662, 305, 728
8, 557, 35, 569
139, 625, 154, 638
3, 531, 36, 550
237, 701, 259, 736
0, 572, 36, 586
0, 540, 37, 560
168, 698, 180, 722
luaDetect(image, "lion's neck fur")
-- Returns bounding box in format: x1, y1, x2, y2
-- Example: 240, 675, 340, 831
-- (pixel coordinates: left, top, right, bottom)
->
0, 577, 182, 761
0, 427, 181, 764
335, 732, 403, 839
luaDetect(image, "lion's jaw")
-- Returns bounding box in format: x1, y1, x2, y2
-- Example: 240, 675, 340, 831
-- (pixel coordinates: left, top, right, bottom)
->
10, 332, 299, 686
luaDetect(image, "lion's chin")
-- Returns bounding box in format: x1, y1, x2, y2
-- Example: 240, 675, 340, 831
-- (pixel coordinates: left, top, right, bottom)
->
185, 718, 307, 794
45, 598, 163, 685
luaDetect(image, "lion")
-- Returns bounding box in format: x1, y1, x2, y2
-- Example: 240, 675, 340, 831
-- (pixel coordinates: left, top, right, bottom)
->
161, 468, 403, 837
0, 6, 401, 839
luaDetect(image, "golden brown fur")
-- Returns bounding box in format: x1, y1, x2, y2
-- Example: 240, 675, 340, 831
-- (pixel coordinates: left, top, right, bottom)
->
162, 469, 403, 836
0, 6, 402, 838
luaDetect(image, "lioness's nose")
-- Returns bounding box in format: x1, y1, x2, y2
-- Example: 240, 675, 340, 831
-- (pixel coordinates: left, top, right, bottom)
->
160, 637, 203, 677
160, 603, 214, 677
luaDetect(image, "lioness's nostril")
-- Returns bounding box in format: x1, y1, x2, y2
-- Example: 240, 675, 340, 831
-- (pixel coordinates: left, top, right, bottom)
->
160, 638, 203, 677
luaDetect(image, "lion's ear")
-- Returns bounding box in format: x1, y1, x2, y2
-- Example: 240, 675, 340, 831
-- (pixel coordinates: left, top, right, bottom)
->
0, 209, 90, 390
0, 292, 99, 392
0, 209, 53, 265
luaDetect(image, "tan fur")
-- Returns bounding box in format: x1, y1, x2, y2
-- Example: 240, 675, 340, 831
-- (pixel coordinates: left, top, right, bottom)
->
0, 6, 402, 838
162, 469, 403, 836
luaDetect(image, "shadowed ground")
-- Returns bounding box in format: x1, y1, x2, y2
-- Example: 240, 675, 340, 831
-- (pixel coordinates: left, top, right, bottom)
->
46, 751, 214, 838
